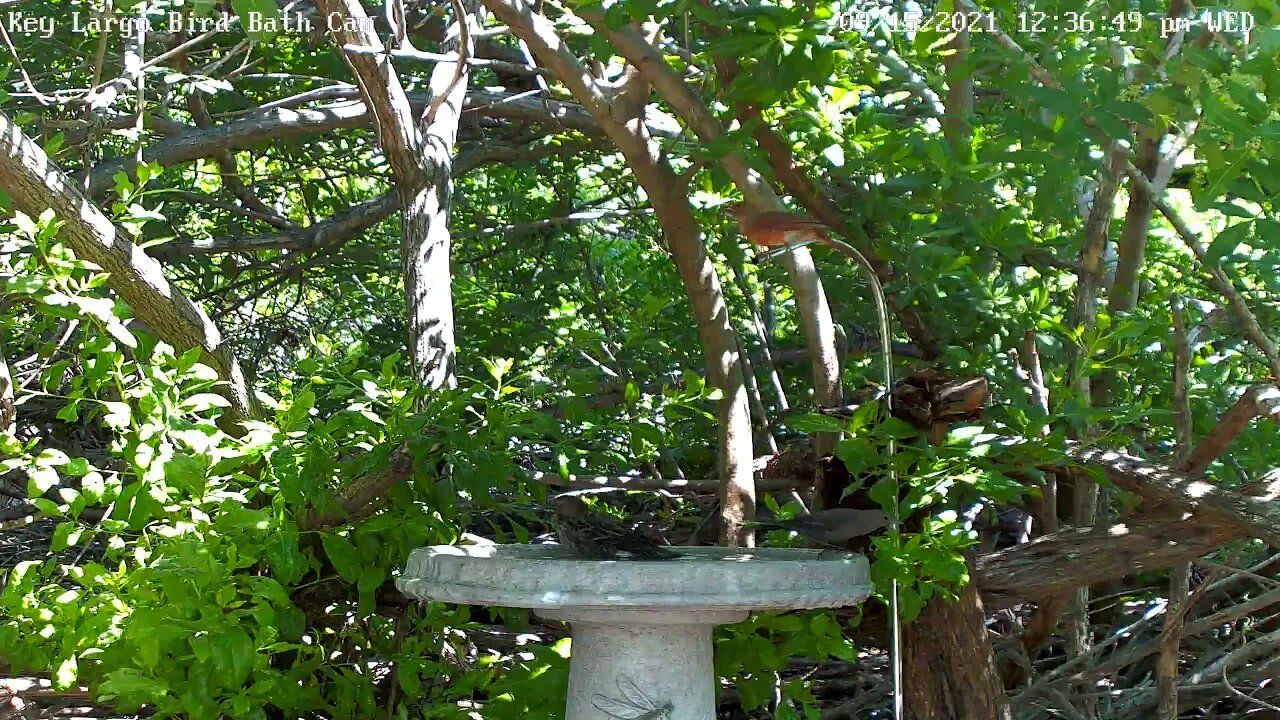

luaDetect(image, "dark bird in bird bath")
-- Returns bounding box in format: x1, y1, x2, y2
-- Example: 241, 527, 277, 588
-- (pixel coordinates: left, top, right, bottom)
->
550, 495, 680, 560
752, 507, 892, 546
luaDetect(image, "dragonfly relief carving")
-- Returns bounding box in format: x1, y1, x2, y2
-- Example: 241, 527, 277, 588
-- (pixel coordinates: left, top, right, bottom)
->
591, 674, 674, 720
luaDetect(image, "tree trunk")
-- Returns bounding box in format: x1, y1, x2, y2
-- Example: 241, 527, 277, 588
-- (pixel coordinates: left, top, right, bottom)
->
400, 174, 459, 389
317, 0, 479, 390
483, 0, 756, 544
903, 557, 1013, 720
398, 0, 479, 389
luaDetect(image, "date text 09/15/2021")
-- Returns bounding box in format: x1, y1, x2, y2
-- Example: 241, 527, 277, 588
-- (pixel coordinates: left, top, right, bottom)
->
836, 9, 1255, 39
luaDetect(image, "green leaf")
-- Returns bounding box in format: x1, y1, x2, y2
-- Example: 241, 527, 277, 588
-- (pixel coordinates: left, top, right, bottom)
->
482, 356, 514, 383
784, 413, 846, 434
211, 627, 256, 687
80, 471, 105, 503
99, 671, 171, 704
51, 522, 83, 551
1255, 219, 1280, 249
164, 454, 208, 494
53, 656, 78, 689
2, 274, 48, 294
398, 659, 423, 696
101, 401, 132, 429
822, 143, 845, 167
180, 393, 232, 412
216, 506, 271, 531
1199, 150, 1250, 207
277, 603, 306, 642
28, 465, 60, 494
322, 534, 361, 583
1204, 220, 1254, 265
1025, 86, 1077, 116
231, 0, 280, 43
106, 321, 137, 349
56, 401, 80, 422
266, 530, 307, 586
68, 294, 116, 322
177, 346, 204, 372
357, 564, 386, 615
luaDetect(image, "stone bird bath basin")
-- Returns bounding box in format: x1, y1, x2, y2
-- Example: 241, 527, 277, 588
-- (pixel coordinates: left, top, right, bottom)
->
397, 545, 873, 720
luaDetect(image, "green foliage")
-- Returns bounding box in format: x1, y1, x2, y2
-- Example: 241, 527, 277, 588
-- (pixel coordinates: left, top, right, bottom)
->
0, 217, 571, 716
4, 0, 1280, 714
716, 610, 856, 715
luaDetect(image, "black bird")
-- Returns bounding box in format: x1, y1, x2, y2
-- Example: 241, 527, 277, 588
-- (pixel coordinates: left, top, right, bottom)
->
753, 507, 892, 546
550, 495, 680, 560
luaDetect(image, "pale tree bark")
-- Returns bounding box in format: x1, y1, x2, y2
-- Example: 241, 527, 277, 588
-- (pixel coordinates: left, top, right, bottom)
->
1065, 148, 1123, 717
1159, 293, 1194, 720
1096, 0, 1193, 414
1108, 0, 1192, 315
481, 0, 755, 546
0, 110, 257, 432
313, 0, 482, 389
0, 328, 13, 436
942, 29, 973, 155
84, 90, 616, 197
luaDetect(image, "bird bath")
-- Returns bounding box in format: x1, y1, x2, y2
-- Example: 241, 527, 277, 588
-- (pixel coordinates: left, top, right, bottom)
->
397, 545, 873, 720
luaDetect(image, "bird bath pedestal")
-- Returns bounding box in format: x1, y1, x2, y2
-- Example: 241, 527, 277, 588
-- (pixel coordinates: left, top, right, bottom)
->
397, 545, 873, 720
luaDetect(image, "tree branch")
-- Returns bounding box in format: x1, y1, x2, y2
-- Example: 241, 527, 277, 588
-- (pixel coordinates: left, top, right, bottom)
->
0, 110, 257, 431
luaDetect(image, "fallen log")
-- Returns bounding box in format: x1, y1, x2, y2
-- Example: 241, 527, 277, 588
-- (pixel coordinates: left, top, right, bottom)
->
974, 518, 1238, 610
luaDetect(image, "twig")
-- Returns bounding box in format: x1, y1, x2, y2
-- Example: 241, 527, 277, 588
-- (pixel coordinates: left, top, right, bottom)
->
1180, 385, 1280, 475
0, 17, 55, 105
342, 43, 543, 76
1158, 291, 1194, 719
82, 29, 220, 100
422, 0, 471, 125
1193, 557, 1280, 589
1171, 295, 1193, 463
1222, 665, 1280, 713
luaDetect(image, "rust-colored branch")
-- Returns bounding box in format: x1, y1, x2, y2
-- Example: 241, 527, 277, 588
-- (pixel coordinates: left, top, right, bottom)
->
1171, 296, 1195, 463
298, 443, 415, 531
1160, 290, 1195, 720
1180, 385, 1280, 476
